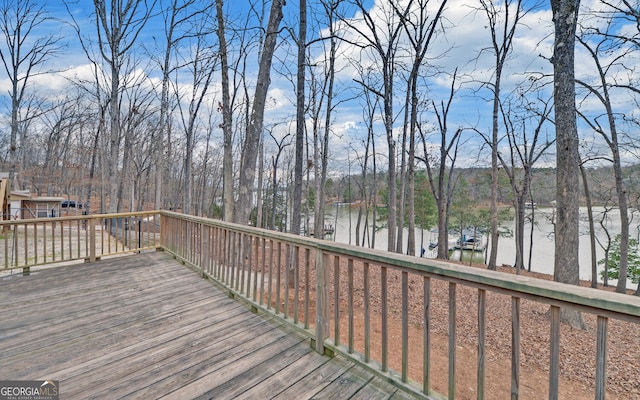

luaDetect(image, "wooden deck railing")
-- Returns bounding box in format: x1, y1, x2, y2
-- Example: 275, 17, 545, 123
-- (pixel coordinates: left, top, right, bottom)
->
4, 211, 640, 399
160, 211, 640, 400
0, 211, 160, 273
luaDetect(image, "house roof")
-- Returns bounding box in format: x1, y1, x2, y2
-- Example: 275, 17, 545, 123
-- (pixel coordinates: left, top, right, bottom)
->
26, 197, 65, 203
9, 191, 31, 200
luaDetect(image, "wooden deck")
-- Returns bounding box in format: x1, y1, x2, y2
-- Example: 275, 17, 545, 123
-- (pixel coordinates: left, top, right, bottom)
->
0, 251, 415, 400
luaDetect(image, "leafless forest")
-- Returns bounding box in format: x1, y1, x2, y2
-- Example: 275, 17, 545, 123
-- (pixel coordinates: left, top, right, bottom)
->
3, 0, 640, 293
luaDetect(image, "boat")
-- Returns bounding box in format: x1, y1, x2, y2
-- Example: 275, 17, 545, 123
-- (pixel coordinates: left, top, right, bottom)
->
453, 230, 486, 251
306, 224, 334, 238
427, 229, 458, 251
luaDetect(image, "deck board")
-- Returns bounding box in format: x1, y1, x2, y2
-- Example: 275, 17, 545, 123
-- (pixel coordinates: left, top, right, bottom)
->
0, 251, 415, 399
231, 351, 332, 399
270, 355, 356, 400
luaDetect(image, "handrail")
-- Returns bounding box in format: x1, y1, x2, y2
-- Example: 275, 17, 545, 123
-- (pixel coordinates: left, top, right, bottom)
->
159, 211, 640, 322
0, 210, 160, 226
5, 210, 638, 399
158, 211, 640, 400
0, 211, 161, 272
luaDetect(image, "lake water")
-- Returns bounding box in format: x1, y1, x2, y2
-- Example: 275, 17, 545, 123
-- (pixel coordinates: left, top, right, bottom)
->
326, 205, 636, 286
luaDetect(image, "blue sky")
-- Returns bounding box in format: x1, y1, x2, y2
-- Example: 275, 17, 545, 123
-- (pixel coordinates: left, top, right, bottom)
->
2, 0, 639, 174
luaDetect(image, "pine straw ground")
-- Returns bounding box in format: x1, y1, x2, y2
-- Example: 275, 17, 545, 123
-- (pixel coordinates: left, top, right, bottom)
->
297, 258, 640, 400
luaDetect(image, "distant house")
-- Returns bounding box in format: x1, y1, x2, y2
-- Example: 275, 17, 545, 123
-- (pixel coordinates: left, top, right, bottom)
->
8, 192, 64, 219
8, 190, 30, 219
21, 196, 64, 219
0, 174, 64, 219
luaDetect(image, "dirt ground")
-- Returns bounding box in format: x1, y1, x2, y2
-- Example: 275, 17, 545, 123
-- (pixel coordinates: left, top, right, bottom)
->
284, 257, 639, 400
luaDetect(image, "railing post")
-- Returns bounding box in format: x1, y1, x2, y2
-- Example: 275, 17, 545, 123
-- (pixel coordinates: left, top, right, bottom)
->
595, 316, 608, 400
477, 289, 486, 400
549, 306, 560, 400
315, 249, 330, 354
159, 213, 165, 250
89, 217, 96, 263
511, 297, 521, 399
448, 282, 457, 400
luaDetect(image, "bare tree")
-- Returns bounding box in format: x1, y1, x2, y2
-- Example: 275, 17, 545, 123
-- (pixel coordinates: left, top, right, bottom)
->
234, 0, 285, 225
579, 158, 598, 288
477, 0, 527, 270
36, 96, 82, 196
0, 0, 62, 189
355, 83, 380, 248
586, 0, 640, 295
394, 0, 448, 255
173, 13, 217, 215
485, 95, 554, 272
214, 0, 262, 221
344, 0, 412, 252
550, 0, 585, 329
117, 80, 155, 212
215, 0, 235, 222
291, 0, 307, 236
418, 71, 463, 259
313, 0, 341, 240
307, 50, 326, 237
268, 130, 292, 230
92, 0, 155, 212
150, 0, 206, 212
192, 106, 223, 216
575, 30, 632, 293
65, 5, 114, 212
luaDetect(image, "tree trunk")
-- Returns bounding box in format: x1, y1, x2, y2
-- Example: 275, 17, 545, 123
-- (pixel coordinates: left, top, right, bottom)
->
488, 66, 500, 270
291, 0, 306, 236
550, 0, 585, 329
580, 163, 598, 288
577, 36, 630, 293
107, 60, 121, 213
514, 190, 526, 273
85, 121, 102, 213
356, 121, 372, 247
235, 0, 285, 225
271, 156, 278, 230
216, 0, 235, 222
256, 137, 264, 228
396, 89, 409, 253
314, 14, 336, 240
385, 98, 397, 253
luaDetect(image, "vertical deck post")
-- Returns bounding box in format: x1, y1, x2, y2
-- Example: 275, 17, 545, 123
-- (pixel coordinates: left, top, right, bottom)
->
348, 258, 354, 354
293, 245, 300, 324
477, 289, 486, 400
595, 316, 608, 400
304, 248, 310, 329
253, 236, 259, 303
364, 262, 371, 362
448, 282, 457, 400
512, 297, 521, 399
89, 217, 96, 263
334, 255, 340, 347
315, 249, 330, 354
201, 223, 208, 277
549, 306, 560, 400
424, 276, 431, 395
381, 266, 388, 372
401, 271, 408, 382
159, 215, 165, 249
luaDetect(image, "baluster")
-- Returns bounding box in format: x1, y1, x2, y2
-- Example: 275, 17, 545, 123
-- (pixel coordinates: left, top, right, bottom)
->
448, 282, 457, 400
